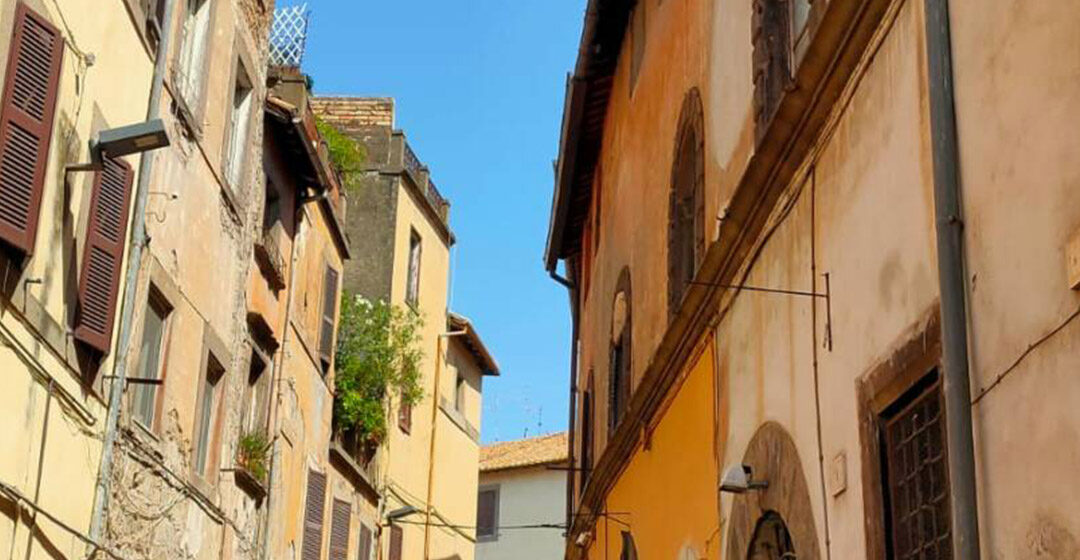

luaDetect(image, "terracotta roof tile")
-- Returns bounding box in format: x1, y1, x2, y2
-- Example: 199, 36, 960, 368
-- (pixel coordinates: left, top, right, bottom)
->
480, 432, 568, 472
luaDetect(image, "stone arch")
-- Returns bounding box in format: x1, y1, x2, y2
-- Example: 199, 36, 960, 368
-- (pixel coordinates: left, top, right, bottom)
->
667, 87, 706, 320
726, 422, 821, 560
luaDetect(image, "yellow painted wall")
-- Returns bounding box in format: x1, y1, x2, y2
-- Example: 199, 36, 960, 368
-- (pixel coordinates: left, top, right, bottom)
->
586, 340, 719, 560
0, 0, 152, 557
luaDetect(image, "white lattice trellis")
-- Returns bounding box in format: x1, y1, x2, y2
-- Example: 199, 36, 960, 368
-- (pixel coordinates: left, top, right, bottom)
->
269, 3, 310, 68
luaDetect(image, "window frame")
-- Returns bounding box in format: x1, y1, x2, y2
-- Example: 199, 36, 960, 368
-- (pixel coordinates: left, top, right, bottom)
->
241, 345, 272, 437
130, 286, 174, 433
405, 229, 422, 308
667, 89, 706, 320
190, 325, 230, 489
173, 0, 214, 117
223, 54, 254, 195
476, 484, 500, 542
454, 371, 466, 414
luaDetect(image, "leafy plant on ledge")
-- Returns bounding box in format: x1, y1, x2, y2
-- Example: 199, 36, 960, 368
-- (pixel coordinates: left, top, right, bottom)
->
316, 117, 366, 177
333, 294, 424, 446
237, 430, 271, 482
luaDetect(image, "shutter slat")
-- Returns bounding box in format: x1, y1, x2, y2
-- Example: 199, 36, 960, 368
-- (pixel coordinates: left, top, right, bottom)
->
0, 4, 62, 253
328, 499, 351, 560
74, 157, 133, 353
302, 470, 328, 560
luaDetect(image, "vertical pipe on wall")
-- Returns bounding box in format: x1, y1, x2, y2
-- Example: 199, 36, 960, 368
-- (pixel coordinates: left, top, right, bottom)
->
923, 0, 981, 558
549, 268, 578, 534
88, 0, 177, 546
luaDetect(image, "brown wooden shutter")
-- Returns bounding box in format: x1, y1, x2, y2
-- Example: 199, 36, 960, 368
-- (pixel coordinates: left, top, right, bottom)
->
398, 399, 412, 434
358, 524, 372, 560
0, 4, 63, 254
302, 469, 328, 560
74, 156, 134, 352
328, 499, 351, 560
388, 525, 403, 560
476, 488, 498, 538
319, 265, 339, 366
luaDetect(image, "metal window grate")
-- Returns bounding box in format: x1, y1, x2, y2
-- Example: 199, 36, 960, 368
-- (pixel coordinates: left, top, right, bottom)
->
882, 374, 952, 560
269, 4, 309, 68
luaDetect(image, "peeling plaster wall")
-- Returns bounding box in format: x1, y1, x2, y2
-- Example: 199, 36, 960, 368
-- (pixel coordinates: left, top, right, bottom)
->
101, 0, 276, 558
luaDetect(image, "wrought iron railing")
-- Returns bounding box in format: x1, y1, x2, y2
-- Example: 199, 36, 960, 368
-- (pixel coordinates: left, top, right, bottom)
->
403, 141, 423, 180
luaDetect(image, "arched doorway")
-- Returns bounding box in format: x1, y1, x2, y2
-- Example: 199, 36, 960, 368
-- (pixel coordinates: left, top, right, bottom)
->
748, 511, 797, 560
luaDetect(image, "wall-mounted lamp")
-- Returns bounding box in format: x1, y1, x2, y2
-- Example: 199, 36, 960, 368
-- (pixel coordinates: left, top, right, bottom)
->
384, 505, 420, 523
66, 119, 171, 173
719, 464, 769, 494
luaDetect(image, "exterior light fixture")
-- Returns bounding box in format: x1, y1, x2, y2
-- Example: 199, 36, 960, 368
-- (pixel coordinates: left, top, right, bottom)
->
384, 505, 420, 523
92, 119, 170, 161
66, 119, 171, 173
719, 464, 769, 494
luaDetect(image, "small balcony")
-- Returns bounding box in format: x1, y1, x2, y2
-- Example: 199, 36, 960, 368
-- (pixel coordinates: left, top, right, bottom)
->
253, 225, 288, 290
329, 427, 380, 494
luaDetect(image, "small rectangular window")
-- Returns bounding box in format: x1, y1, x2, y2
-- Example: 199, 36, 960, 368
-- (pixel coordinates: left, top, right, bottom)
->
242, 349, 270, 435
476, 486, 499, 541
454, 373, 466, 414
880, 371, 952, 558
193, 353, 225, 477
225, 65, 253, 188
132, 291, 171, 429
328, 499, 351, 560
406, 230, 421, 307
398, 397, 412, 434
319, 265, 340, 370
302, 469, 327, 560
176, 0, 212, 105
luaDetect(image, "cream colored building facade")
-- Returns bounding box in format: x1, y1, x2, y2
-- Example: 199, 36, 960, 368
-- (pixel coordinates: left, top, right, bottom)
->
477, 433, 568, 560
0, 0, 153, 558
546, 0, 1080, 559
314, 97, 498, 560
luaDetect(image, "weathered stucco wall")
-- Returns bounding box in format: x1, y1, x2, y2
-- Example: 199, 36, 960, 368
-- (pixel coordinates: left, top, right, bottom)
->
0, 0, 152, 557
950, 0, 1080, 556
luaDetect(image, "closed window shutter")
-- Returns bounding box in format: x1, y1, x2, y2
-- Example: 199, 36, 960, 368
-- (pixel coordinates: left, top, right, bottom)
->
319, 266, 339, 365
476, 489, 498, 538
74, 157, 134, 352
328, 499, 351, 560
388, 525, 403, 560
302, 470, 328, 560
358, 524, 372, 560
398, 399, 412, 433
0, 4, 63, 254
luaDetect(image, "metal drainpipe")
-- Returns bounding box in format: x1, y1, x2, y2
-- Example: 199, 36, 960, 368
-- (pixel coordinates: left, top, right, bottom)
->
88, 0, 177, 547
923, 0, 981, 558
548, 268, 578, 534
422, 329, 466, 559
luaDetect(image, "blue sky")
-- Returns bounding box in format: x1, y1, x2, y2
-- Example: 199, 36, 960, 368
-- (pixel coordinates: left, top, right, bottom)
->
303, 1, 585, 443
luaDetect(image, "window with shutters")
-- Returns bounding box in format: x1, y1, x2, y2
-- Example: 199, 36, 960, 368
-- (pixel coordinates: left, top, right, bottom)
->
0, 4, 63, 255
580, 378, 594, 489
454, 372, 466, 414
328, 499, 351, 560
319, 264, 340, 372
131, 289, 172, 431
176, 0, 212, 108
608, 268, 632, 434
405, 229, 421, 308
880, 371, 952, 559
476, 486, 499, 542
751, 0, 796, 144
398, 394, 412, 434
241, 348, 271, 435
74, 157, 136, 353
357, 523, 373, 560
388, 524, 403, 560
193, 352, 225, 480
224, 62, 253, 190
302, 469, 328, 560
667, 89, 705, 320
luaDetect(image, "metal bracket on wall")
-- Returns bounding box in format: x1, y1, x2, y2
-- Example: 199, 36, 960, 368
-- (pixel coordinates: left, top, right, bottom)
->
688, 271, 833, 352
